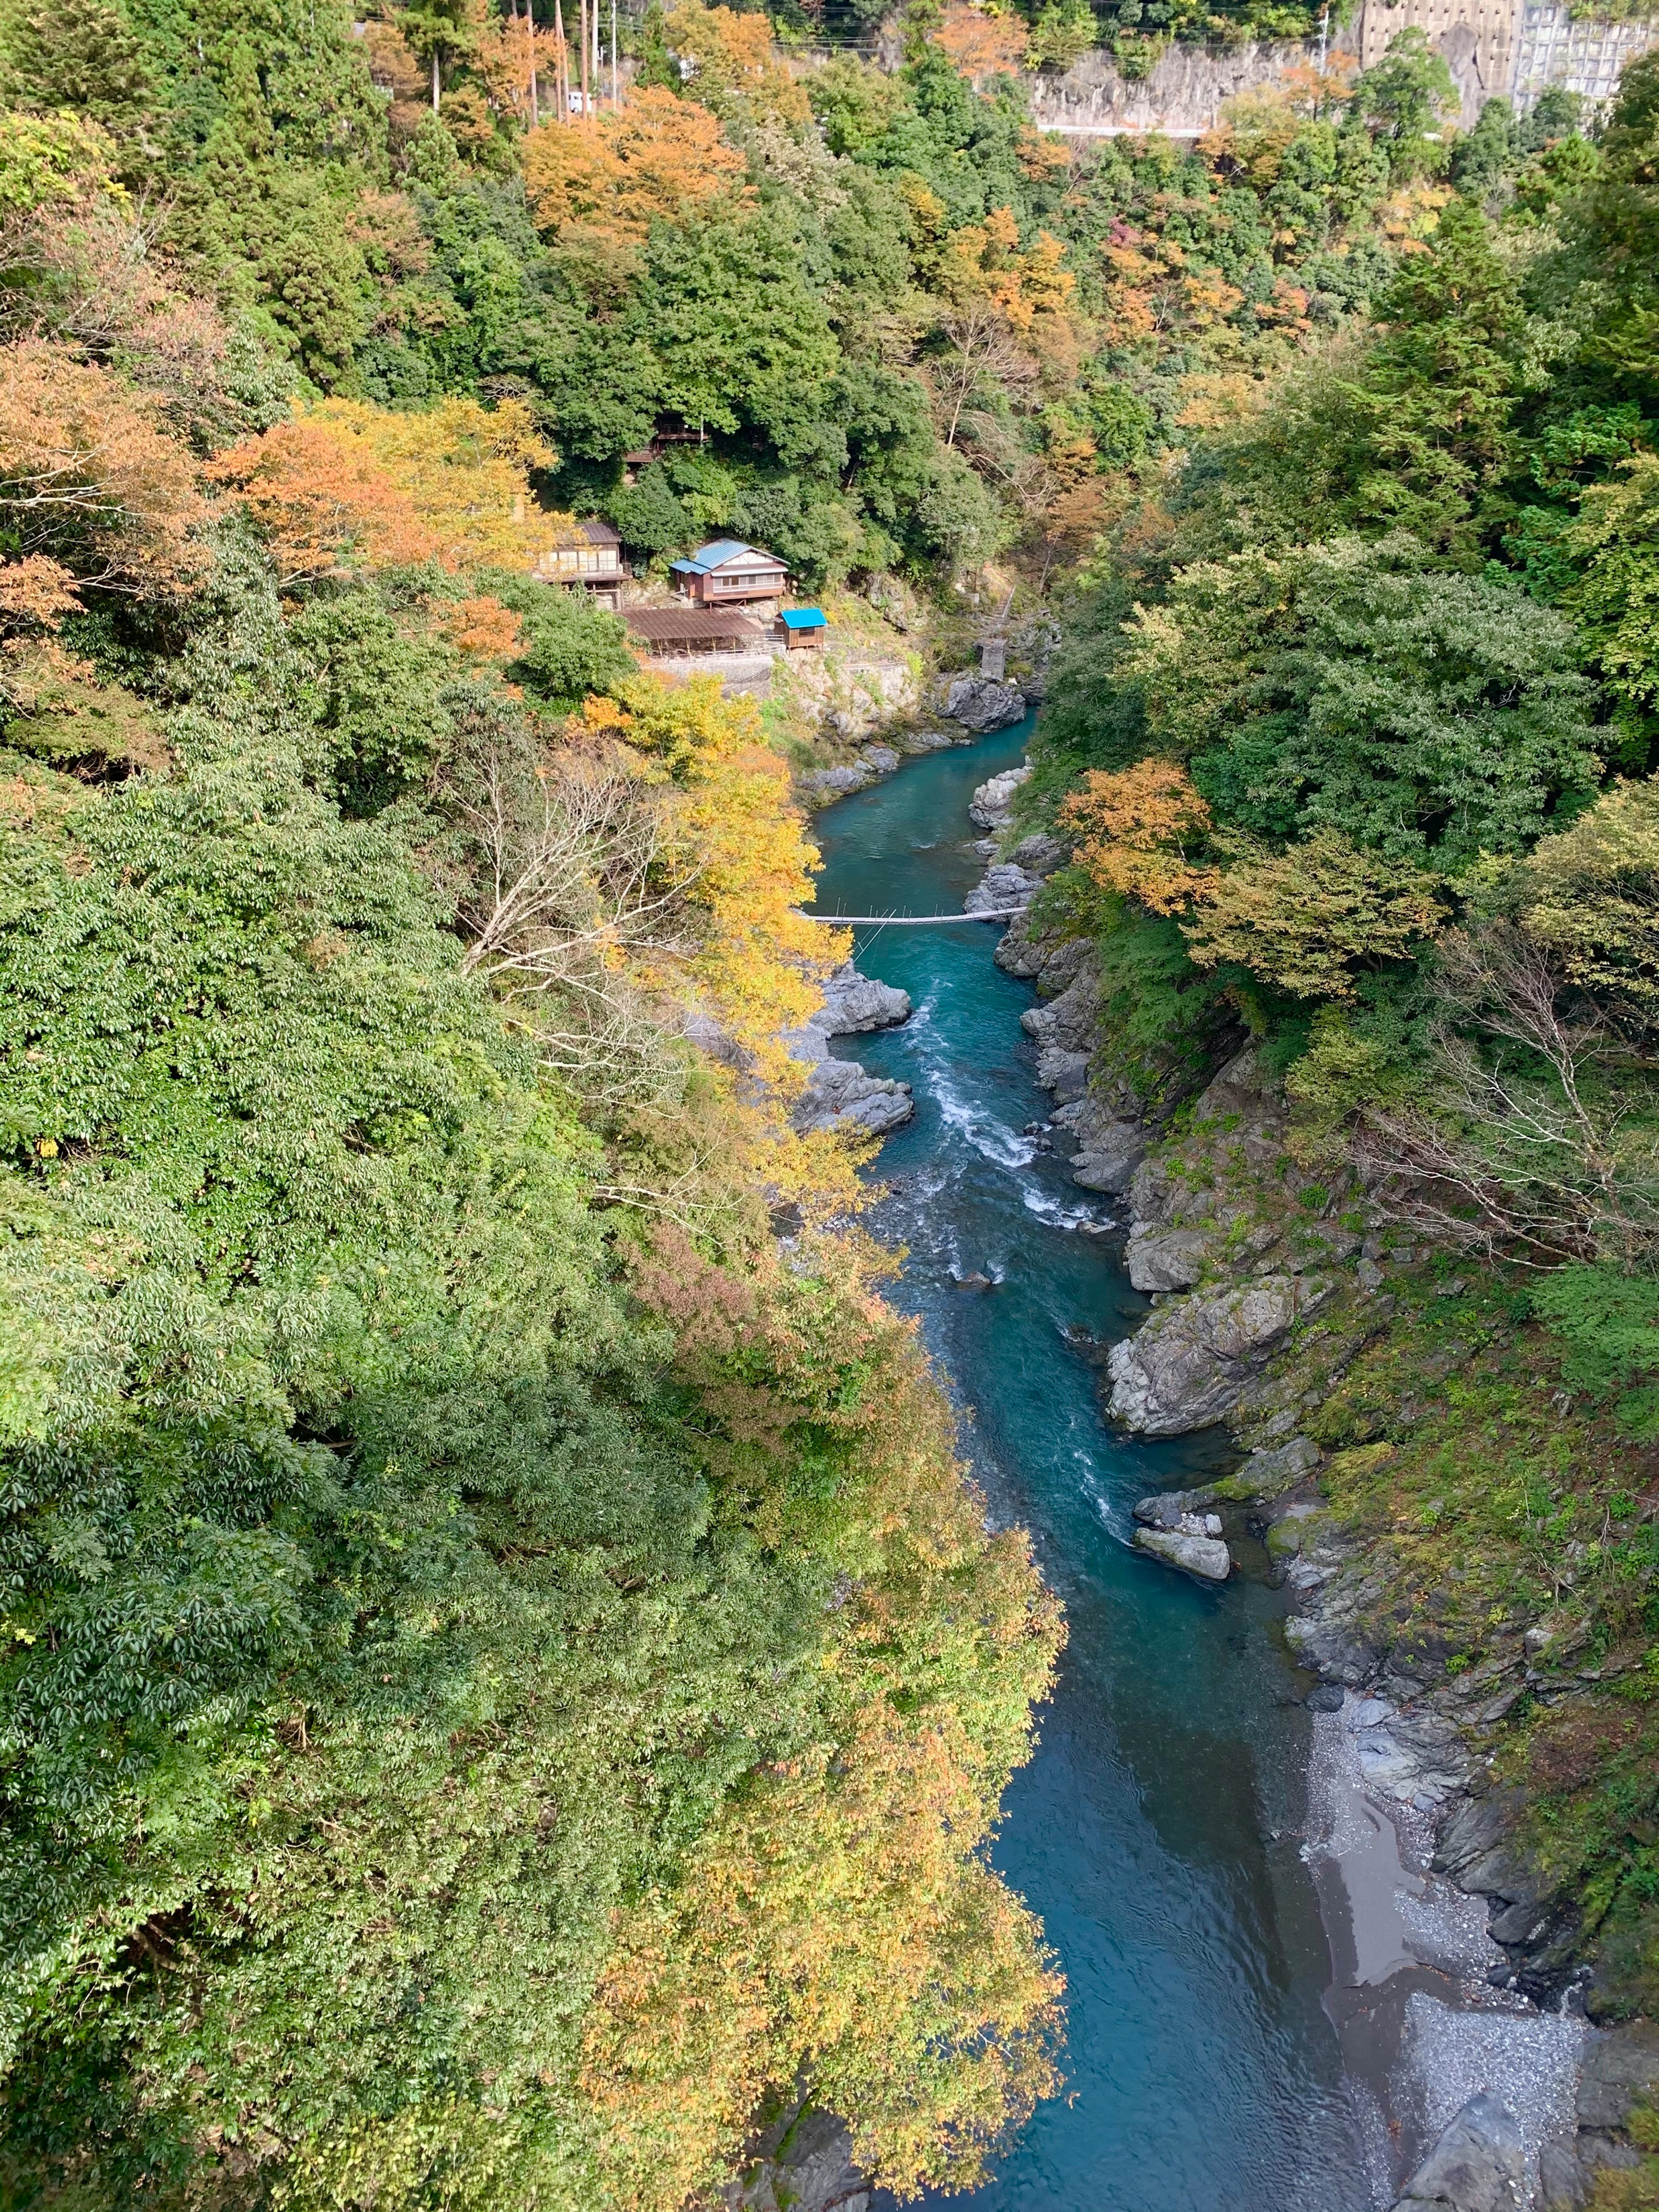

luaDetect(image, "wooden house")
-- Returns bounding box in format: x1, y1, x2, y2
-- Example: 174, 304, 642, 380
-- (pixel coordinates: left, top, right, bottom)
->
670, 540, 789, 611
536, 520, 629, 610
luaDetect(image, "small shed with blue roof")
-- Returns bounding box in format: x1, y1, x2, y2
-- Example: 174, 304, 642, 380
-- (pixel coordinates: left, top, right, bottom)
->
776, 606, 828, 651
670, 539, 789, 609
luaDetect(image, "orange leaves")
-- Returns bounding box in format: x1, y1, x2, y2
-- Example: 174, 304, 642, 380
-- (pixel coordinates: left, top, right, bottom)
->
942, 207, 1075, 334
208, 417, 438, 585
470, 10, 566, 125
1058, 758, 1219, 915
209, 396, 575, 582
937, 2, 1030, 85
0, 339, 207, 602
663, 2, 810, 127
0, 555, 79, 633
522, 87, 748, 247
439, 592, 522, 660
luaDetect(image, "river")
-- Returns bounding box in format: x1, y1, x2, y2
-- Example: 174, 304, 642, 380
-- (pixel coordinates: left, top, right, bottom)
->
809, 716, 1373, 2212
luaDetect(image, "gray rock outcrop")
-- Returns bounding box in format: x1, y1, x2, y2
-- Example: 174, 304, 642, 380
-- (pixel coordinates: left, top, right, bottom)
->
798, 764, 870, 800
817, 962, 911, 1035
1053, 1096, 1147, 1193
1126, 1225, 1212, 1292
1133, 1514, 1231, 1582
943, 674, 1026, 733
1107, 1274, 1333, 1435
1432, 1789, 1583, 2002
1390, 2092, 1525, 2212
722, 2105, 870, 2212
792, 1058, 914, 1137
964, 861, 1044, 918
1539, 2022, 1659, 2206
784, 962, 913, 1141
968, 763, 1031, 829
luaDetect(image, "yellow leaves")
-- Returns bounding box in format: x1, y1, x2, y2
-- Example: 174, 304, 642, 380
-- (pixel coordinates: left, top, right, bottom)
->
316, 395, 570, 569
523, 86, 749, 248
941, 209, 1076, 334
209, 396, 575, 583
584, 677, 848, 1075
582, 1619, 1063, 2207
664, 2, 810, 127
1058, 759, 1219, 916
1377, 181, 1453, 252
0, 109, 122, 215
1182, 829, 1446, 999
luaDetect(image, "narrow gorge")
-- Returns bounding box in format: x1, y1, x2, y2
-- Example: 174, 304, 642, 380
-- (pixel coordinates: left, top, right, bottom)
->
800, 725, 1659, 2212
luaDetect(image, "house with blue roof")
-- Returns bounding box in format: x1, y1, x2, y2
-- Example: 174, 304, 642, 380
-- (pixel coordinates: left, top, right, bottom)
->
670, 539, 789, 610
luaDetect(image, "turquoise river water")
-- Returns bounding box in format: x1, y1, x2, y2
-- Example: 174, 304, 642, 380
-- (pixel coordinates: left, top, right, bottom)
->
809, 718, 1373, 2212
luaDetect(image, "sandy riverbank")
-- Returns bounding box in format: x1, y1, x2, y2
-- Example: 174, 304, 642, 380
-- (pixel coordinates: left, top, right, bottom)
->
1303, 1691, 1588, 2206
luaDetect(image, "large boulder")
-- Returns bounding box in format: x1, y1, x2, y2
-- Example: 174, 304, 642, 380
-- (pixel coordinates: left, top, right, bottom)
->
798, 763, 872, 801
1007, 831, 1068, 875
817, 962, 910, 1035
1391, 2093, 1524, 2212
1106, 1274, 1332, 1435
964, 861, 1044, 916
944, 675, 1026, 733
792, 1057, 914, 1138
1133, 1516, 1231, 1581
968, 763, 1031, 828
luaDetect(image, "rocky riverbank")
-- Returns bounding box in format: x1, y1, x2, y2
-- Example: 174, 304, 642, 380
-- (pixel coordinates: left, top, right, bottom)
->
785, 960, 915, 1139
992, 875, 1659, 2208
795, 669, 1030, 809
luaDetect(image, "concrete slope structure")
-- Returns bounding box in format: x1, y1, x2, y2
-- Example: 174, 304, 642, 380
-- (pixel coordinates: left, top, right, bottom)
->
1028, 0, 1659, 136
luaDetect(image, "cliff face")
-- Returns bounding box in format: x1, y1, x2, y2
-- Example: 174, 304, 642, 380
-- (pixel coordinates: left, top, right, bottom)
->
1007, 903, 1659, 2153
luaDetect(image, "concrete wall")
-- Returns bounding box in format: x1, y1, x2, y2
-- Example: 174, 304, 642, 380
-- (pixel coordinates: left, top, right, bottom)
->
1026, 34, 1357, 138
1024, 0, 1658, 137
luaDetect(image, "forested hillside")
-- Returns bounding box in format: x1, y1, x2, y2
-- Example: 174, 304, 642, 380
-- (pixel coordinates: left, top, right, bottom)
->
4, 0, 1656, 2194
1018, 44, 1659, 2164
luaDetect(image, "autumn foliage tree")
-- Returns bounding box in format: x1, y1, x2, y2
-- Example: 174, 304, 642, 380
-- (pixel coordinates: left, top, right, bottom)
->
1058, 759, 1219, 915
581, 1233, 1064, 2209
209, 395, 577, 581
583, 677, 846, 1069
0, 337, 206, 610
523, 87, 749, 248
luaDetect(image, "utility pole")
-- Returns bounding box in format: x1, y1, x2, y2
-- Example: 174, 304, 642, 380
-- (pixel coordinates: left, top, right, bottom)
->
553, 0, 569, 116
578, 0, 590, 114
610, 0, 618, 106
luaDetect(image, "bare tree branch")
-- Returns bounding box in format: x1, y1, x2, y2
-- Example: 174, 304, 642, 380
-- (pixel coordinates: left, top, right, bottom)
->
1354, 925, 1659, 1266
445, 735, 705, 1104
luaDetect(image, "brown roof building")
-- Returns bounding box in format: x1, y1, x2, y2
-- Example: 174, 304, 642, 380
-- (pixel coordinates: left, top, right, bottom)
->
621, 607, 766, 657
535, 520, 629, 610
